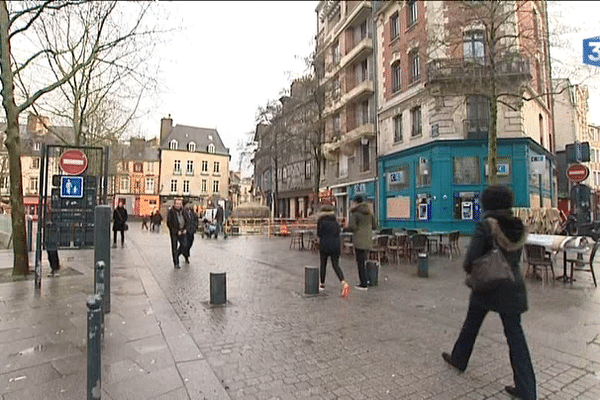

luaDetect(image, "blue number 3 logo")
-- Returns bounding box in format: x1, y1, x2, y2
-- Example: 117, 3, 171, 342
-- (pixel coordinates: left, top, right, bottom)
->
583, 37, 600, 67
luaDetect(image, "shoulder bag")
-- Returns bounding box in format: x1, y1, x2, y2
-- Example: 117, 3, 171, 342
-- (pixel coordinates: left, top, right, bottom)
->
465, 222, 516, 292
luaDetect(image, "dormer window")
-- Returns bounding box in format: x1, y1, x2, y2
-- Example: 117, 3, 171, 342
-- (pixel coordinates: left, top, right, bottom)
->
33, 142, 41, 151
208, 135, 213, 141
188, 142, 196, 152
169, 140, 178, 150
208, 143, 215, 153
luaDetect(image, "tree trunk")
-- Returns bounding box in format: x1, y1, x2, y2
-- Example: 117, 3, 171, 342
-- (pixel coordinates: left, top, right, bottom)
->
488, 79, 498, 187
0, 1, 29, 275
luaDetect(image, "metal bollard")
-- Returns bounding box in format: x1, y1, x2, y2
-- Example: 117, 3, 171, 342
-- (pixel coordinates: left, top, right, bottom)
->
94, 205, 111, 313
27, 217, 33, 252
366, 260, 379, 286
210, 272, 227, 305
418, 253, 429, 278
95, 261, 105, 338
304, 266, 319, 295
87, 294, 102, 400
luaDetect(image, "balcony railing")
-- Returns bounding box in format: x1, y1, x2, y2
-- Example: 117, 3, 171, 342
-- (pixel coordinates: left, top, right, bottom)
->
428, 55, 531, 83
463, 119, 489, 139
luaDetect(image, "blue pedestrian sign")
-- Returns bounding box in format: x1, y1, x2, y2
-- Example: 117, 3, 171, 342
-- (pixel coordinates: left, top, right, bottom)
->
583, 37, 600, 67
60, 176, 84, 198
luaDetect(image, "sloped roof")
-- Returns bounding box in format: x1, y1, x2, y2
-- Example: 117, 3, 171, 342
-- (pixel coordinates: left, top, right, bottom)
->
160, 124, 229, 156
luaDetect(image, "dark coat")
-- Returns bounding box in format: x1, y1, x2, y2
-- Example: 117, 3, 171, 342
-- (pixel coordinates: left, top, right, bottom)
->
184, 208, 199, 234
216, 206, 224, 223
113, 207, 128, 231
347, 203, 376, 250
463, 210, 529, 314
167, 207, 190, 235
317, 212, 341, 254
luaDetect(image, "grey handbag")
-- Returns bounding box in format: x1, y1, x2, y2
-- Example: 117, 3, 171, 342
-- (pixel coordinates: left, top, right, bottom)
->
465, 229, 516, 292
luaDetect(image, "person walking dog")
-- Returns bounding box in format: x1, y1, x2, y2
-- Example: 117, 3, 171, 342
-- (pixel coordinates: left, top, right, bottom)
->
317, 205, 349, 297
442, 185, 536, 400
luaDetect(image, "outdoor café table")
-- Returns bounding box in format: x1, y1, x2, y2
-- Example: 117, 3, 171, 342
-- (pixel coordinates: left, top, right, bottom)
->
296, 229, 315, 250
422, 231, 452, 254
526, 234, 591, 282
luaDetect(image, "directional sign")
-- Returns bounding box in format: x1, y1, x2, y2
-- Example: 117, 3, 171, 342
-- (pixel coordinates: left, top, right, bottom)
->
60, 176, 84, 198
566, 164, 590, 183
59, 150, 88, 175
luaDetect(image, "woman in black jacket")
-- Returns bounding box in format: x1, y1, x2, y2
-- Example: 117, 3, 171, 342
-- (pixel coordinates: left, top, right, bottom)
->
317, 205, 349, 297
442, 186, 536, 400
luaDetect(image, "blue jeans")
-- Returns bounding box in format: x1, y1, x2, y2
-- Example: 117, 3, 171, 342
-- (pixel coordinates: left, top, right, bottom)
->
450, 299, 537, 399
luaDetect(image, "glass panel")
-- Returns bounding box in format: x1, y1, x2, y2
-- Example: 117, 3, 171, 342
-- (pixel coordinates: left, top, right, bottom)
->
387, 164, 410, 191
453, 157, 480, 185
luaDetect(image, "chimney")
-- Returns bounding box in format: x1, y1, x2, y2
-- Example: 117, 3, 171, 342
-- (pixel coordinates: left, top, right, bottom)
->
160, 114, 173, 144
27, 113, 50, 135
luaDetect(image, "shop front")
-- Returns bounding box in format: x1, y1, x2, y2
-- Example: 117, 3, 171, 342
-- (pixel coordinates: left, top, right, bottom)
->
378, 138, 554, 234
329, 179, 376, 222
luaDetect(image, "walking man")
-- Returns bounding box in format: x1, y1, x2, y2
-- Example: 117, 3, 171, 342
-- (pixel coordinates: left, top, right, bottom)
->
183, 202, 199, 260
167, 198, 189, 268
112, 199, 128, 248
215, 203, 225, 238
346, 195, 376, 290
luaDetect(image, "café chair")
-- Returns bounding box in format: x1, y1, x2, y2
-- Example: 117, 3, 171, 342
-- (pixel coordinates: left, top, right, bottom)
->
409, 234, 428, 263
370, 235, 389, 264
439, 231, 461, 259
524, 244, 555, 284
289, 229, 302, 249
342, 237, 354, 256
566, 242, 598, 287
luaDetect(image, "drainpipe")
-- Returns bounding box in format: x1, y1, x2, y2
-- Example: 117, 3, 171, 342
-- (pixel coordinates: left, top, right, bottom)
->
371, 1, 380, 226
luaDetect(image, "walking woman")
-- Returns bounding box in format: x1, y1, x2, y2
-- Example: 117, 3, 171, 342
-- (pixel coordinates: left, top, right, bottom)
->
112, 199, 128, 248
317, 205, 349, 297
442, 185, 536, 399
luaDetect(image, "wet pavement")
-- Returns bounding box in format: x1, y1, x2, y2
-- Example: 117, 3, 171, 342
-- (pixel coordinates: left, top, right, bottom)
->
0, 223, 599, 399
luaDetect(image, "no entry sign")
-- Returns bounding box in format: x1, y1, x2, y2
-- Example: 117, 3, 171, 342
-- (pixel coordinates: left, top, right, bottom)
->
566, 164, 589, 183
59, 150, 88, 175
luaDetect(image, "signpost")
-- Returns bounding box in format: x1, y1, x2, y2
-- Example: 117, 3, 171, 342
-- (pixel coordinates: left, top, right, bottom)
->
566, 164, 590, 183
59, 149, 88, 175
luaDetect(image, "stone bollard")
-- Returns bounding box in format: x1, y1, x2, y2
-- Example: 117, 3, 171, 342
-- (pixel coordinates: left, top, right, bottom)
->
95, 261, 105, 339
87, 294, 102, 400
418, 253, 429, 278
304, 266, 319, 295
366, 260, 379, 286
210, 272, 227, 305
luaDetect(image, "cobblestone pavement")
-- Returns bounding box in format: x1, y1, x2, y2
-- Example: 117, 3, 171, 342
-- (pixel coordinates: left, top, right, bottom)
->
122, 226, 600, 400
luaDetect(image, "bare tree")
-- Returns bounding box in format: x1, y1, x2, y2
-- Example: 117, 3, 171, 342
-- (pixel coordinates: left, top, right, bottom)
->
255, 99, 283, 216
0, 0, 160, 275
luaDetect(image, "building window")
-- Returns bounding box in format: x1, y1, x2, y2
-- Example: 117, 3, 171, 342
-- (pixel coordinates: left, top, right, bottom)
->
305, 161, 311, 179
120, 177, 130, 192
337, 154, 348, 178
333, 77, 341, 99
213, 161, 220, 173
202, 160, 208, 172
536, 59, 542, 93
463, 31, 485, 64
333, 113, 341, 136
539, 114, 544, 147
394, 114, 403, 143
201, 179, 207, 192
390, 12, 400, 40
148, 162, 154, 173
361, 141, 370, 172
411, 106, 422, 137
170, 179, 177, 193
133, 162, 143, 173
32, 157, 40, 169
183, 180, 190, 194
169, 140, 178, 150
173, 160, 181, 174
187, 142, 196, 152
122, 161, 129, 171
213, 180, 219, 193
357, 59, 369, 83
391, 61, 401, 93
32, 142, 41, 151
186, 160, 194, 174
410, 50, 420, 83
359, 99, 371, 125
418, 158, 431, 187
533, 8, 539, 40
387, 164, 410, 191
408, 0, 418, 26
146, 178, 154, 194
208, 143, 215, 153
332, 40, 340, 64
0, 176, 8, 190
29, 177, 38, 192
466, 95, 489, 137
453, 156, 480, 185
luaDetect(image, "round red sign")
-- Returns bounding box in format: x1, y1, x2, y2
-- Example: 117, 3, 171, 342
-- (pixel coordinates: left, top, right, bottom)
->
566, 164, 589, 183
59, 150, 88, 175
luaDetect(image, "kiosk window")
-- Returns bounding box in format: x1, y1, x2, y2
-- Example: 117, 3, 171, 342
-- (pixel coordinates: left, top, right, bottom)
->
417, 158, 431, 187
453, 157, 479, 185
387, 165, 410, 191
484, 158, 511, 184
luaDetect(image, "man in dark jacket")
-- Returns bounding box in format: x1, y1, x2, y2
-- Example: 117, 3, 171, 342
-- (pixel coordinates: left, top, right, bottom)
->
317, 205, 349, 297
442, 185, 536, 400
112, 200, 128, 248
215, 204, 225, 238
167, 198, 189, 268
183, 202, 199, 260
347, 195, 376, 290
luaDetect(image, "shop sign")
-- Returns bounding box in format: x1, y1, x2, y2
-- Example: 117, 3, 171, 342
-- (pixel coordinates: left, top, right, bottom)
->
388, 171, 406, 184
354, 183, 366, 193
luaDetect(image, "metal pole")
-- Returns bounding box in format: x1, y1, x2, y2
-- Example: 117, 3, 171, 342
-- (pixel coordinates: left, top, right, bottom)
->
102, 146, 110, 205
27, 216, 32, 252
94, 205, 111, 313
34, 144, 47, 289
87, 294, 102, 400
95, 261, 105, 338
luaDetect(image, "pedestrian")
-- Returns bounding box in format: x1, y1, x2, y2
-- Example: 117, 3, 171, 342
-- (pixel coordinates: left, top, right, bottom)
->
442, 185, 536, 400
152, 209, 163, 232
346, 195, 375, 290
141, 214, 149, 230
167, 198, 189, 268
47, 249, 60, 277
215, 203, 224, 238
112, 199, 128, 248
183, 201, 199, 260
317, 205, 349, 297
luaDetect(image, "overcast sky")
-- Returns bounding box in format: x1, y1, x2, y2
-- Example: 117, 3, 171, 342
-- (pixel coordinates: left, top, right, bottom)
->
142, 1, 600, 170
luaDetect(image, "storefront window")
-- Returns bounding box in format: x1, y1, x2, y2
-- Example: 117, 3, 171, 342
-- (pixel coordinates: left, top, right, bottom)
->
417, 158, 431, 187
484, 158, 511, 184
453, 157, 479, 185
387, 165, 410, 191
